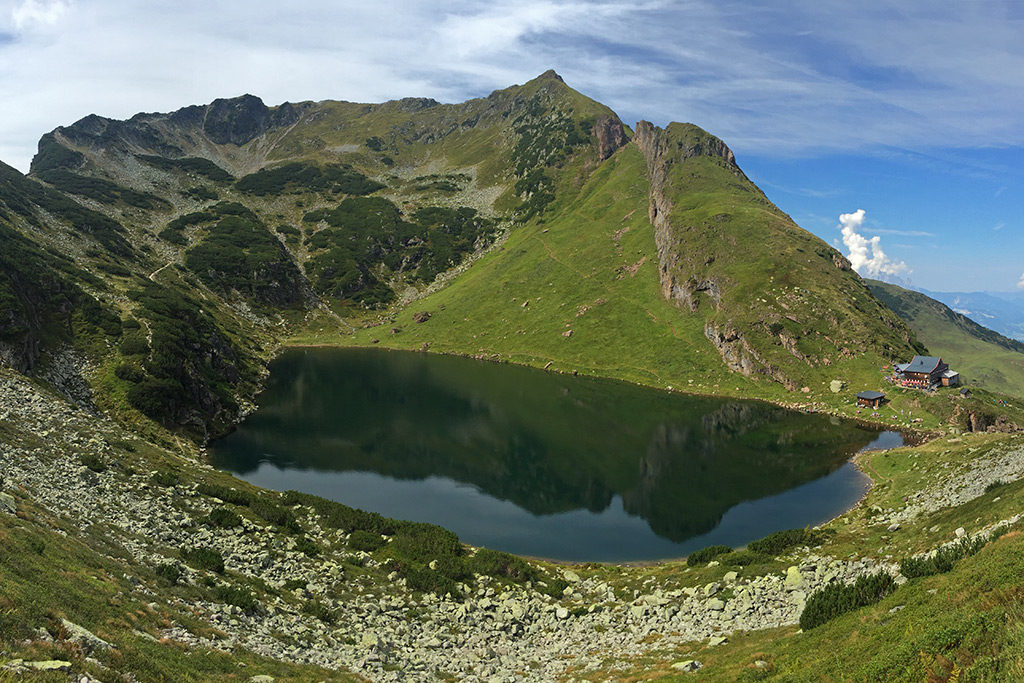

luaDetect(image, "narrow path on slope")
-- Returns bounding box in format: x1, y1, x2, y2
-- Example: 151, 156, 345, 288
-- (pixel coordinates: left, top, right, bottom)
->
148, 261, 173, 281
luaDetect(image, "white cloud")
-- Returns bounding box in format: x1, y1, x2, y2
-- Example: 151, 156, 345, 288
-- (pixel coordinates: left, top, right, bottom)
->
1, 1, 1024, 170
839, 209, 910, 282
1018, 273, 1024, 289
11, 0, 70, 31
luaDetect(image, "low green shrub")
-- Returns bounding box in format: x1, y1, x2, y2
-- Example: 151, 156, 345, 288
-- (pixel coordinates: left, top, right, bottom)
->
214, 585, 257, 611
80, 453, 106, 473
150, 471, 179, 488
118, 332, 149, 356
183, 186, 219, 201
687, 544, 732, 566
722, 550, 772, 567
293, 536, 320, 557
799, 571, 896, 630
749, 528, 827, 556
251, 497, 301, 532
197, 482, 252, 506
157, 227, 187, 246
468, 548, 537, 583
114, 362, 145, 383
431, 555, 471, 582
900, 537, 987, 579
302, 599, 335, 624
388, 522, 463, 565
348, 530, 384, 552
155, 562, 181, 584
181, 546, 225, 574
985, 480, 1007, 493
206, 506, 242, 529
540, 578, 570, 599
403, 566, 461, 597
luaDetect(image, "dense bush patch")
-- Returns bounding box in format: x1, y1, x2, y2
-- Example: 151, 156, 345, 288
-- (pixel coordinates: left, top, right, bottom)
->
197, 482, 252, 506
80, 453, 107, 473
114, 362, 145, 383
118, 332, 149, 356
293, 536, 320, 557
799, 572, 896, 630
150, 471, 179, 487
137, 155, 234, 182
157, 228, 187, 246
206, 506, 242, 529
467, 548, 538, 583
721, 550, 773, 567
154, 562, 181, 584
236, 162, 383, 196
250, 497, 301, 532
36, 168, 169, 210
687, 545, 732, 566
900, 537, 987, 579
184, 212, 304, 307
0, 162, 130, 254
125, 282, 251, 432
302, 197, 494, 306
348, 530, 385, 552
181, 546, 225, 573
213, 584, 257, 611
282, 490, 477, 595
749, 528, 827, 556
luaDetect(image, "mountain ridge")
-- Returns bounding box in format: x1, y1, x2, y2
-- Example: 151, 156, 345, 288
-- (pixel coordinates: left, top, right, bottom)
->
3, 70, 1016, 440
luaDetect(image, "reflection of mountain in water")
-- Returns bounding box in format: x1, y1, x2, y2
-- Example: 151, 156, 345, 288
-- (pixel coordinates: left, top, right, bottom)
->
211, 348, 879, 544
622, 403, 865, 540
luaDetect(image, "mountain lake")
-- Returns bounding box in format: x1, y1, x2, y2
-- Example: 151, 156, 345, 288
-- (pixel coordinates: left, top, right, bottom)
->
208, 347, 903, 562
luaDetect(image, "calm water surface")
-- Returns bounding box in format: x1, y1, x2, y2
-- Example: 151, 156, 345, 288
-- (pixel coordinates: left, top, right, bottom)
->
209, 348, 901, 561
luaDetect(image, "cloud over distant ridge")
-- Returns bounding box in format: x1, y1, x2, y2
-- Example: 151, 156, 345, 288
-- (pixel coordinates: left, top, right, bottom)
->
839, 209, 909, 283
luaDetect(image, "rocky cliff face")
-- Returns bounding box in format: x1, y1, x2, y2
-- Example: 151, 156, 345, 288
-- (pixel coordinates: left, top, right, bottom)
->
633, 120, 787, 384
633, 120, 738, 313
633, 119, 917, 390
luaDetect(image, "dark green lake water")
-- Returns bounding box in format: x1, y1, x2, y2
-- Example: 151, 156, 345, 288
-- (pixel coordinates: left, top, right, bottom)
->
209, 348, 900, 562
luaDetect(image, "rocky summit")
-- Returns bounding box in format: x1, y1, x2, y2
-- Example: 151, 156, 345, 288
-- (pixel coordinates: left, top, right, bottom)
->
2, 72, 1024, 680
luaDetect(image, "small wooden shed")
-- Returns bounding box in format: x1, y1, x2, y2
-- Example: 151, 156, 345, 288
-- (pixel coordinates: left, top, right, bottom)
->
856, 390, 886, 408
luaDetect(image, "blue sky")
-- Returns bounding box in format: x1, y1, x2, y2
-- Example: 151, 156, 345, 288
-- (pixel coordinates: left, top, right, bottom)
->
0, 0, 1021, 291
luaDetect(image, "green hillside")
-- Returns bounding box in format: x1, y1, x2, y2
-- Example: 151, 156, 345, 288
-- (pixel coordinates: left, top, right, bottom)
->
868, 279, 1024, 400
2, 71, 1024, 681
3, 71, 1018, 437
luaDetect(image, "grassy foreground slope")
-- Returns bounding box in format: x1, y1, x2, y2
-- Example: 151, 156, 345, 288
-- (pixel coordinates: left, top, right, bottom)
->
869, 279, 1024, 401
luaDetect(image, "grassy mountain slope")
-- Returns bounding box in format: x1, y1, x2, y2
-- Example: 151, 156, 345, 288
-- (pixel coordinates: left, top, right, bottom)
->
8, 70, 1016, 437
330, 122, 922, 416
868, 279, 1024, 401
3, 72, 1024, 681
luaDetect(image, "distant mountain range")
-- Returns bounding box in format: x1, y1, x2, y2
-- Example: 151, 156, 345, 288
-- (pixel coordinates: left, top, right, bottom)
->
919, 289, 1024, 342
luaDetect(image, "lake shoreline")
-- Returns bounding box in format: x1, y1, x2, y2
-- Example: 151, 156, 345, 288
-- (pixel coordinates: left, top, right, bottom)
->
283, 340, 933, 443
213, 344, 906, 565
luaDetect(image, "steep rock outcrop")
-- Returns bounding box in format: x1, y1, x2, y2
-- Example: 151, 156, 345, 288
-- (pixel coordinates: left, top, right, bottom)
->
633, 120, 740, 313
594, 115, 628, 160
632, 119, 915, 389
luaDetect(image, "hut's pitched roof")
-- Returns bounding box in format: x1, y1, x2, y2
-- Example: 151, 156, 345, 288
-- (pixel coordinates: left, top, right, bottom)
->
903, 356, 943, 373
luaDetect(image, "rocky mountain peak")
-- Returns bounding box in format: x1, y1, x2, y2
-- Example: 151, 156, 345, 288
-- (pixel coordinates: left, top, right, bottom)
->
536, 69, 565, 82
